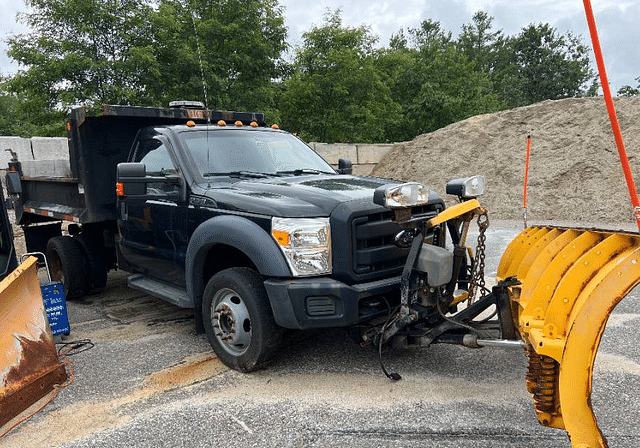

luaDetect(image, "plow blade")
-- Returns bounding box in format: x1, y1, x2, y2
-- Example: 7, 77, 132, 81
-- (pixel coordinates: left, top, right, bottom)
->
498, 226, 640, 448
0, 256, 67, 429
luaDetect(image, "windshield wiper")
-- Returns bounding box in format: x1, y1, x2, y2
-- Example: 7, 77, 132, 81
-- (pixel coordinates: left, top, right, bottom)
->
276, 169, 335, 176
202, 171, 275, 179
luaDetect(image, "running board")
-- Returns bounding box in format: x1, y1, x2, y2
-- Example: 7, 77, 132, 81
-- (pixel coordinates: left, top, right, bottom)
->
127, 274, 192, 308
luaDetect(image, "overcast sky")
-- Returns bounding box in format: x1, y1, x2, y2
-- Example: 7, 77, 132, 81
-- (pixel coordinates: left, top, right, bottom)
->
1, 0, 638, 94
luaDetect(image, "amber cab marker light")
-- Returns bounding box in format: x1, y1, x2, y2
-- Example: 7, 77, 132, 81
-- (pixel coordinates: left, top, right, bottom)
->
271, 124, 279, 129
186, 120, 196, 127
217, 120, 226, 126
250, 121, 259, 128
235, 120, 243, 126
116, 182, 124, 197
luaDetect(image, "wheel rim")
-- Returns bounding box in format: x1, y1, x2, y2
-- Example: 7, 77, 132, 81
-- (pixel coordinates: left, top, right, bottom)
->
211, 287, 252, 356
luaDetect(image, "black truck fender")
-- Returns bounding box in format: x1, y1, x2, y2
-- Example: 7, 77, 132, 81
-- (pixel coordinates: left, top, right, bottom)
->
185, 215, 293, 332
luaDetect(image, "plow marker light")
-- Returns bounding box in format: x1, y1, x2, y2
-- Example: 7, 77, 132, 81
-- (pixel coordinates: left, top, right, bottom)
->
498, 226, 640, 448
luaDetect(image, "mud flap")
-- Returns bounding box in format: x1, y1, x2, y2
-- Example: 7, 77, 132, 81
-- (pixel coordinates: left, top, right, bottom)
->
0, 256, 67, 429
497, 226, 640, 448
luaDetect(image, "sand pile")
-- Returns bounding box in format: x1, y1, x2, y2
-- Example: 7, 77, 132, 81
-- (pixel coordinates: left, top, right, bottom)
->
372, 96, 640, 225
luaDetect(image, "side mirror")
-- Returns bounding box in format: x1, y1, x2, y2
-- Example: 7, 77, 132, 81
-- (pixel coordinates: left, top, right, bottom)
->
337, 158, 352, 175
117, 162, 147, 196
116, 162, 187, 203
164, 174, 188, 203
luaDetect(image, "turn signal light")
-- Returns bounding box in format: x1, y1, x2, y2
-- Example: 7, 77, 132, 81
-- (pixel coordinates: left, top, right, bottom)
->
272, 230, 290, 246
116, 182, 124, 197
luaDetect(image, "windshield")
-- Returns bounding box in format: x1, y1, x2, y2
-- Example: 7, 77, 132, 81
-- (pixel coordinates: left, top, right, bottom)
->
180, 129, 336, 178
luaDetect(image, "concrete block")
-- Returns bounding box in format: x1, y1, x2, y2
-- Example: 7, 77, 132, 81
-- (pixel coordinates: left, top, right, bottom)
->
356, 144, 394, 164
313, 143, 357, 164
0, 137, 34, 166
21, 159, 71, 178
31, 137, 69, 160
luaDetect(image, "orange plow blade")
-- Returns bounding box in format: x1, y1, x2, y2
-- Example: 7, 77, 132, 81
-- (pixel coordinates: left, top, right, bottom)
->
0, 256, 67, 429
498, 225, 640, 448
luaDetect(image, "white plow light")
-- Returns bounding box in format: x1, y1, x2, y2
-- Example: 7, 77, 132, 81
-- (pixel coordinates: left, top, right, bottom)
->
373, 182, 431, 209
445, 175, 485, 199
271, 217, 332, 276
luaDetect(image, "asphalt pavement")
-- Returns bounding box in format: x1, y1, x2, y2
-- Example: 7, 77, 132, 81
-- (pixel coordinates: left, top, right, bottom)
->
2, 220, 639, 448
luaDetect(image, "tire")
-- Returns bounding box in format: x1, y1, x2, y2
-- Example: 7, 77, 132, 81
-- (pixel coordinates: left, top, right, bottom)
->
202, 267, 283, 372
46, 236, 89, 299
75, 232, 108, 290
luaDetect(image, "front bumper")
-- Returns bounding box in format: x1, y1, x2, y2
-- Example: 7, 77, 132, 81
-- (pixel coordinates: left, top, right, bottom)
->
263, 275, 401, 330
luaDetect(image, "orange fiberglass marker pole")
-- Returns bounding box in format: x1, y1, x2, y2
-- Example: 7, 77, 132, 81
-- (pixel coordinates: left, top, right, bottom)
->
583, 0, 640, 232
522, 135, 531, 228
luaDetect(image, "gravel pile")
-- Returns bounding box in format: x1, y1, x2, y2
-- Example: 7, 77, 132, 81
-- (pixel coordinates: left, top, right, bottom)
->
372, 96, 640, 225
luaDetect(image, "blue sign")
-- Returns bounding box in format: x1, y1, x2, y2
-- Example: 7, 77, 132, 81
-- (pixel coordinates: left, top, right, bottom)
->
41, 282, 70, 336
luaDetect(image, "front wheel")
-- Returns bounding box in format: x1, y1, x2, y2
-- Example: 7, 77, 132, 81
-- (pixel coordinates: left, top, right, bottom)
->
202, 268, 282, 372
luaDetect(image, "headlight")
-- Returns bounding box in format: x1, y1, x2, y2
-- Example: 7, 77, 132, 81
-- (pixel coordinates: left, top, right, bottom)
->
271, 217, 331, 276
445, 175, 485, 199
373, 182, 431, 209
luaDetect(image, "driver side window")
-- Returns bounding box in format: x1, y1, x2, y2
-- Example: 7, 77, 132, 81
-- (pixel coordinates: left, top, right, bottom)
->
134, 139, 179, 196
134, 139, 177, 176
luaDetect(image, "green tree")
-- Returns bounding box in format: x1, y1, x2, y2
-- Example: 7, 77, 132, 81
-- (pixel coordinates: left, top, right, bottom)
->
498, 24, 596, 107
280, 10, 401, 143
618, 77, 640, 97
457, 11, 504, 74
2, 0, 287, 135
389, 19, 499, 140
0, 90, 20, 136
149, 0, 287, 112
5, 0, 156, 108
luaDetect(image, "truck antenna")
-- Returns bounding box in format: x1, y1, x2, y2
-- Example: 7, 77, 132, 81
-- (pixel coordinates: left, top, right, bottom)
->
189, 9, 209, 112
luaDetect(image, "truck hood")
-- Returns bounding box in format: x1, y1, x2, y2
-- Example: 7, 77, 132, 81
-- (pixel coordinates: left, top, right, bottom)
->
194, 175, 403, 217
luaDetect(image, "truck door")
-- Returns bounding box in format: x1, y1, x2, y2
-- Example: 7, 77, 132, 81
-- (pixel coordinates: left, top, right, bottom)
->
118, 136, 188, 285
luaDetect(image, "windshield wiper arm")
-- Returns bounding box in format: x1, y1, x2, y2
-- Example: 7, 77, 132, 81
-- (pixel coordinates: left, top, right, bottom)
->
276, 169, 335, 176
202, 171, 274, 179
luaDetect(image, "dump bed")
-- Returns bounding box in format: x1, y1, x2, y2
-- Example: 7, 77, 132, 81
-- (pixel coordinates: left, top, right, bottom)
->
15, 105, 210, 224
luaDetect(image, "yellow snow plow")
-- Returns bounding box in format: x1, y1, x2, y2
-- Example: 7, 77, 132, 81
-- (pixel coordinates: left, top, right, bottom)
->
0, 256, 67, 429
498, 226, 640, 447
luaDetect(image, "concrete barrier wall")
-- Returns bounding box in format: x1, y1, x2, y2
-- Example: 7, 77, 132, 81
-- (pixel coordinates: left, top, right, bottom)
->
309, 142, 395, 176
0, 136, 393, 178
0, 136, 71, 178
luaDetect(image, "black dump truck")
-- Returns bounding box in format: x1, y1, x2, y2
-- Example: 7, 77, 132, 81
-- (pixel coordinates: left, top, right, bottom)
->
6, 102, 458, 371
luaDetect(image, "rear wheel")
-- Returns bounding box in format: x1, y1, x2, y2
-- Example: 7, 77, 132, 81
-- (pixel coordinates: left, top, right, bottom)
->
202, 267, 282, 372
46, 236, 89, 299
75, 232, 108, 290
